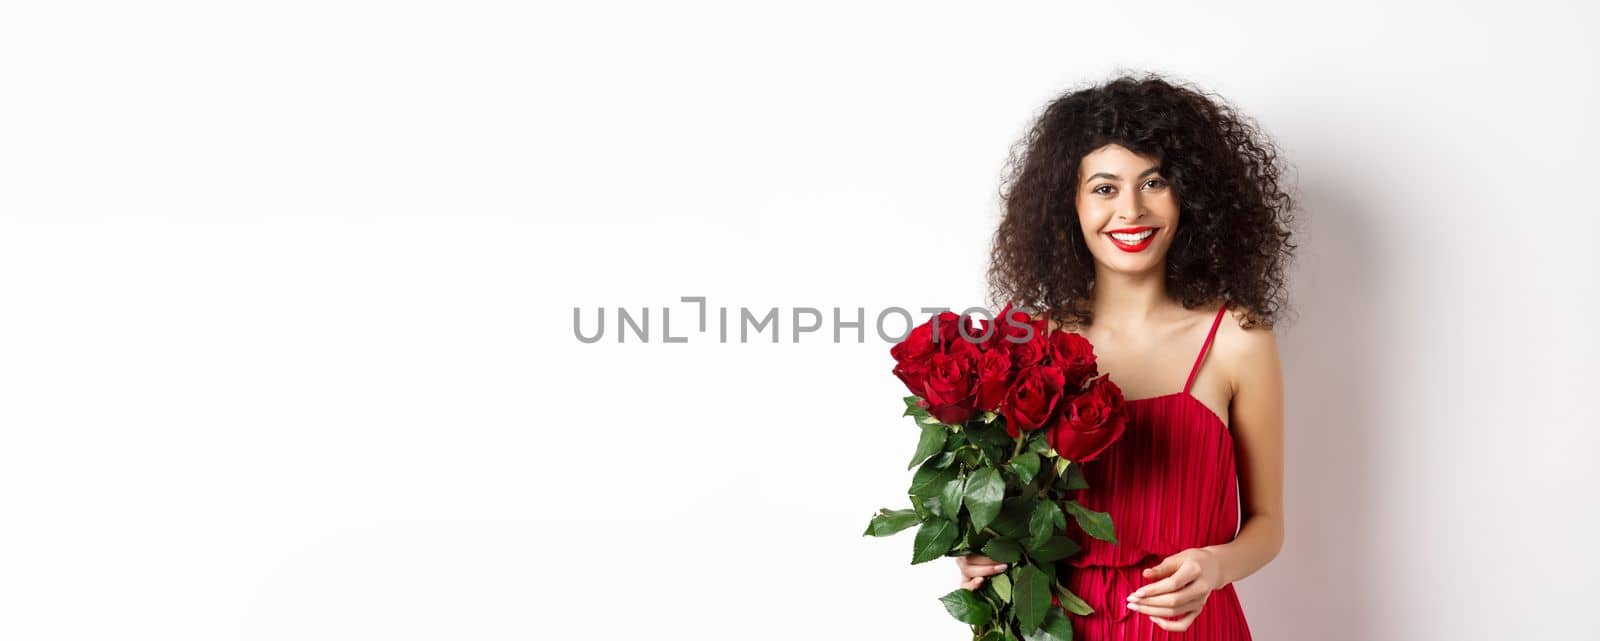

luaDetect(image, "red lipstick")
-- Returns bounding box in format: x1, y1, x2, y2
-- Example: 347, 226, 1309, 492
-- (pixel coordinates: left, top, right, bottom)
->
1106, 226, 1158, 253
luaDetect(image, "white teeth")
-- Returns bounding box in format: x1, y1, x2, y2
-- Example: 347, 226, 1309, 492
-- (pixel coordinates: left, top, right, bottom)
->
1110, 230, 1154, 242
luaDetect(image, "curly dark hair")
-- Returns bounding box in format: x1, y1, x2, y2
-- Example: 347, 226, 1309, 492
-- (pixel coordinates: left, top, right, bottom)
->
986, 71, 1298, 330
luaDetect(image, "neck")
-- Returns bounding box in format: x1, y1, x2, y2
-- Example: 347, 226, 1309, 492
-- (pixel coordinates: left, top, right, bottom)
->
1088, 261, 1173, 331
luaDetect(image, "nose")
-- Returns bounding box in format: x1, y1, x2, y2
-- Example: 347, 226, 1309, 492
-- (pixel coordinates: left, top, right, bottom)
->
1117, 191, 1150, 221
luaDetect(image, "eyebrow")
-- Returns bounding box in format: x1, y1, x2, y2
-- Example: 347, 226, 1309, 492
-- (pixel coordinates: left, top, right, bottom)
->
1084, 165, 1163, 184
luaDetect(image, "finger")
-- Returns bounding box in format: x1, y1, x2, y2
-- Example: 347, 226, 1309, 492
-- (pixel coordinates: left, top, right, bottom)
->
1148, 608, 1198, 631
1130, 560, 1199, 599
1129, 571, 1190, 600
1134, 581, 1210, 610
965, 554, 997, 565
1150, 608, 1201, 632
1127, 598, 1198, 618
960, 562, 1008, 578
1141, 556, 1176, 580
962, 575, 986, 591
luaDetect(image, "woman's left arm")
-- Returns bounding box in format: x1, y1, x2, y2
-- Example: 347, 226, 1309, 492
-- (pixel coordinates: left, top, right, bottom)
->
1124, 322, 1286, 631
1203, 322, 1286, 585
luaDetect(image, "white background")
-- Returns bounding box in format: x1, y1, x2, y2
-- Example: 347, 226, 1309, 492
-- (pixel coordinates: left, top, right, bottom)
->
3, 2, 1596, 640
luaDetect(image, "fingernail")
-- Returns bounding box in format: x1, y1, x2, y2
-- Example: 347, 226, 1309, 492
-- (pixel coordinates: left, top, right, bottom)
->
995, 564, 1008, 571
1126, 602, 1138, 610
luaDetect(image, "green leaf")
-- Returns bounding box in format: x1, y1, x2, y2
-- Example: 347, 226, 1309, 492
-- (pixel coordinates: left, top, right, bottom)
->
980, 538, 1023, 564
1009, 451, 1041, 484
939, 587, 994, 625
981, 411, 998, 424
963, 468, 1005, 531
1013, 565, 1051, 634
1027, 501, 1064, 548
1062, 501, 1116, 543
988, 570, 1013, 602
863, 508, 921, 537
1020, 608, 1073, 641
967, 422, 1012, 466
1023, 535, 1080, 563
968, 420, 1011, 446
1060, 461, 1089, 490
911, 517, 960, 564
939, 472, 967, 520
964, 523, 994, 553
956, 446, 982, 468
910, 494, 931, 520
1026, 429, 1051, 454
909, 423, 947, 470
1036, 559, 1058, 584
909, 457, 958, 497
1052, 582, 1093, 616
931, 451, 956, 469
989, 496, 1035, 538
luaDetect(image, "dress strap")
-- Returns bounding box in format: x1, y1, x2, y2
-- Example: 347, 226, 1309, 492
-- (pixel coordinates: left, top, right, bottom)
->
1182, 301, 1230, 395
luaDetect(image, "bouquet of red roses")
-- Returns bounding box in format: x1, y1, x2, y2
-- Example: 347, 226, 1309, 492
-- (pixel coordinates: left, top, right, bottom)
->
863, 305, 1131, 641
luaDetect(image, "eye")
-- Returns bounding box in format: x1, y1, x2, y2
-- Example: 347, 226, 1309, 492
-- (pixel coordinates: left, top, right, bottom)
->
1143, 178, 1168, 190
1092, 184, 1114, 195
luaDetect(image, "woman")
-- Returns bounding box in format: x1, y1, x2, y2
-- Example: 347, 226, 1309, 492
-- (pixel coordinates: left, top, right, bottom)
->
955, 73, 1295, 639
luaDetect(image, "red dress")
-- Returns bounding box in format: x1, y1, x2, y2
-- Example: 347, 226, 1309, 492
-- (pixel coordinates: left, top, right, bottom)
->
1062, 302, 1252, 640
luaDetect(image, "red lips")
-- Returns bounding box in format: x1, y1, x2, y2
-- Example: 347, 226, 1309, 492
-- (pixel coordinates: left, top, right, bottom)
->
1106, 227, 1157, 253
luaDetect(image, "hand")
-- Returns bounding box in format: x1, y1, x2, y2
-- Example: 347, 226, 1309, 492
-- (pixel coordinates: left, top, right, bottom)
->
1124, 547, 1226, 632
954, 553, 1009, 591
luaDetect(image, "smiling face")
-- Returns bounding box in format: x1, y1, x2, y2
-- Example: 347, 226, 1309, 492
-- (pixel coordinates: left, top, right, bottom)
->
1075, 144, 1180, 274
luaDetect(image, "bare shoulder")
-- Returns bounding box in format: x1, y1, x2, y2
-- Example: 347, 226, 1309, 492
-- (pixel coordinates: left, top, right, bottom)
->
1214, 304, 1282, 399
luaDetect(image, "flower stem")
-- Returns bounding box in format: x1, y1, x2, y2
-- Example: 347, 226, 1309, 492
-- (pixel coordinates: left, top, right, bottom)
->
1032, 460, 1061, 501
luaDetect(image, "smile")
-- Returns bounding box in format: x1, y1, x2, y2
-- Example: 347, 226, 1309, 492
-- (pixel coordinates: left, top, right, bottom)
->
1106, 229, 1156, 252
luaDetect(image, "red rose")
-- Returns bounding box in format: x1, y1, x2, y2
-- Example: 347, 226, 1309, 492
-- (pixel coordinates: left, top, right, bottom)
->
891, 361, 928, 397
929, 311, 977, 354
1046, 331, 1099, 391
1006, 324, 1050, 370
889, 322, 937, 397
981, 303, 1039, 351
973, 348, 1013, 412
1050, 375, 1128, 463
921, 342, 980, 424
1001, 365, 1066, 438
